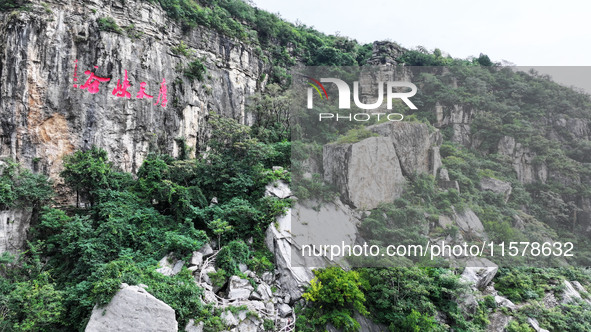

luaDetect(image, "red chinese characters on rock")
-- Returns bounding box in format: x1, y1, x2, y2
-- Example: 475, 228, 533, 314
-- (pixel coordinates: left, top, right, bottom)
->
72, 59, 79, 88
112, 70, 131, 99
136, 82, 153, 99
79, 66, 111, 94
74, 60, 167, 108
154, 78, 168, 108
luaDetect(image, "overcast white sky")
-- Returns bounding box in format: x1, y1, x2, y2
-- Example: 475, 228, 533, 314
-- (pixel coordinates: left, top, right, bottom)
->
252, 0, 591, 92
252, 0, 591, 67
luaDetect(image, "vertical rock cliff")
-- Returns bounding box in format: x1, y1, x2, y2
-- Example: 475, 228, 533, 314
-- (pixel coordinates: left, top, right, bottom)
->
0, 0, 267, 182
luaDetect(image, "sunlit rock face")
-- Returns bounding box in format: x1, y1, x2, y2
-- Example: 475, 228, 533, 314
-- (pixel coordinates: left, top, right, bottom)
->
0, 0, 267, 182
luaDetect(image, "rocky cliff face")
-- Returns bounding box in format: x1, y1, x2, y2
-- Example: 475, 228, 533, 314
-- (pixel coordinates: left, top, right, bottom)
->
322, 121, 442, 210
0, 0, 266, 183
0, 209, 31, 254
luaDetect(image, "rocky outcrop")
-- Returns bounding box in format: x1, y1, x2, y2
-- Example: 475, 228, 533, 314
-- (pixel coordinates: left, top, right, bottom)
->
322, 121, 443, 210
368, 121, 442, 177
266, 206, 316, 301
438, 168, 460, 192
561, 280, 591, 305
0, 0, 266, 183
453, 207, 486, 239
497, 136, 547, 184
480, 176, 512, 202
434, 105, 475, 147
461, 258, 498, 290
0, 209, 32, 254
366, 41, 406, 66
85, 283, 177, 332
487, 312, 511, 332
323, 137, 405, 210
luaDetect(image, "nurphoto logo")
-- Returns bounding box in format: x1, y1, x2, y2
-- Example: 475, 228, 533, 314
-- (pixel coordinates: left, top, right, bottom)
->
306, 76, 417, 122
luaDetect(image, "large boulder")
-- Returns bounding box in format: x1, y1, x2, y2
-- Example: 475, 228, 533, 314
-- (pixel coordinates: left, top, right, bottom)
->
227, 276, 254, 300
277, 303, 293, 318
85, 284, 177, 332
155, 253, 184, 276
453, 207, 486, 239
480, 177, 512, 202
368, 121, 442, 176
497, 137, 548, 184
323, 136, 406, 210
265, 180, 292, 199
461, 258, 498, 290
0, 209, 33, 254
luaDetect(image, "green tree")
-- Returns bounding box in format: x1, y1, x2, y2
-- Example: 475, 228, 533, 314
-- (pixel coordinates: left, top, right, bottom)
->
61, 146, 113, 207
301, 267, 368, 331
0, 160, 52, 210
208, 218, 232, 249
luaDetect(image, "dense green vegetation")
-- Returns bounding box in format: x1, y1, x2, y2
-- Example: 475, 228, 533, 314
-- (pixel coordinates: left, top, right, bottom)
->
0, 111, 290, 330
0, 0, 26, 11
96, 17, 123, 34
297, 267, 369, 331
145, 0, 373, 84
3, 0, 591, 331
0, 160, 52, 210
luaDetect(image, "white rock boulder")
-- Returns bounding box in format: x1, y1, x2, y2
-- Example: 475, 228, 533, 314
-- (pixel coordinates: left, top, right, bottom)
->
85, 284, 177, 332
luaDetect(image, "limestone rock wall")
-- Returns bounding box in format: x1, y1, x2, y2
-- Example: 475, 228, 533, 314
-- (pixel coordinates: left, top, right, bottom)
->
0, 0, 267, 181
0, 209, 32, 254
323, 121, 442, 210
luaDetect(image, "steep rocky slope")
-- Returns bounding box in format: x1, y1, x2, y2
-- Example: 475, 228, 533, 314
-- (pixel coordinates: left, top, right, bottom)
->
0, 0, 265, 180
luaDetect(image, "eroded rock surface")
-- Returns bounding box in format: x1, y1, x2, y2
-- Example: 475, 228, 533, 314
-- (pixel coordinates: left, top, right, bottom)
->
85, 283, 177, 332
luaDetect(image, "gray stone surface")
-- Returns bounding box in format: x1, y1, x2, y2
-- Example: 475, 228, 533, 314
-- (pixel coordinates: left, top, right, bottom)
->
461, 258, 498, 290
85, 284, 177, 332
438, 215, 454, 229
236, 317, 259, 332
453, 207, 486, 239
323, 136, 405, 210
198, 243, 214, 257
255, 283, 273, 301
156, 254, 184, 276
494, 295, 516, 311
0, 0, 266, 204
200, 266, 216, 286
265, 205, 320, 301
487, 312, 511, 332
0, 209, 32, 254
190, 251, 203, 267
185, 319, 203, 332
497, 137, 547, 184
528, 317, 550, 332
369, 121, 442, 176
480, 177, 512, 202
265, 180, 292, 199
278, 303, 293, 318
562, 280, 583, 304
221, 311, 238, 327
228, 276, 254, 300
